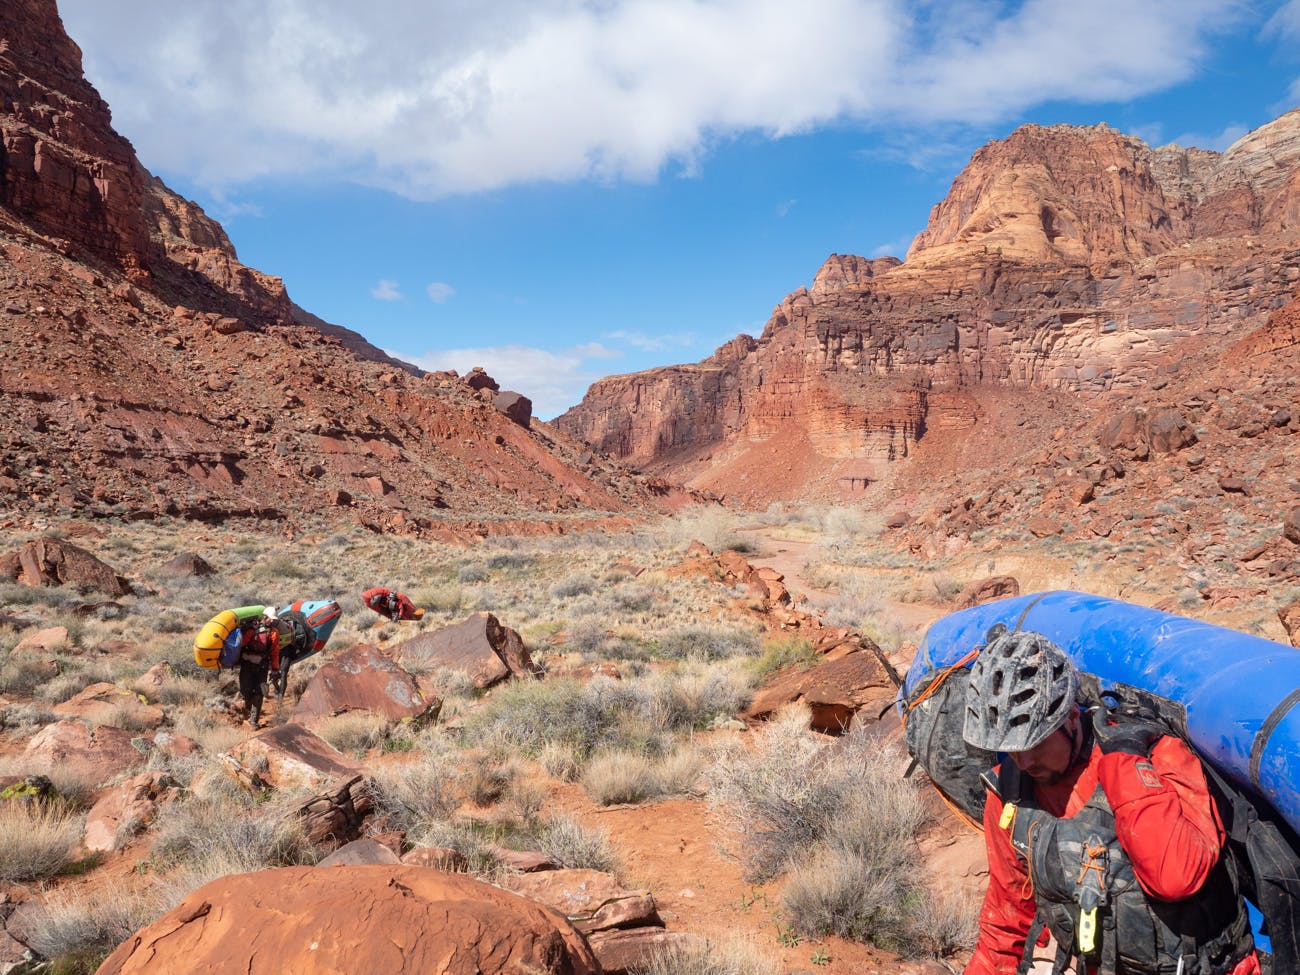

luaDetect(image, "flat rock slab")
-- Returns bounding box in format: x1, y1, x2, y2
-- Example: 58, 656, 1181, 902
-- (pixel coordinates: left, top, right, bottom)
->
95, 865, 600, 975
223, 723, 365, 792
293, 644, 435, 724
14, 536, 131, 594
83, 771, 174, 853
585, 927, 692, 975
744, 650, 895, 733
508, 868, 661, 934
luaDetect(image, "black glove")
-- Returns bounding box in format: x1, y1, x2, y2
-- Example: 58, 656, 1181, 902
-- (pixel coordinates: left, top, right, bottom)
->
1091, 708, 1162, 756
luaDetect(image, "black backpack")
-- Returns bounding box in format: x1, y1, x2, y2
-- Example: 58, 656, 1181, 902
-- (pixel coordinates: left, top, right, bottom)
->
1083, 678, 1300, 974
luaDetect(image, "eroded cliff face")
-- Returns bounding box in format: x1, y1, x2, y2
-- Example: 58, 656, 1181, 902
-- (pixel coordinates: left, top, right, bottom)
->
0, 0, 687, 532
557, 112, 1300, 504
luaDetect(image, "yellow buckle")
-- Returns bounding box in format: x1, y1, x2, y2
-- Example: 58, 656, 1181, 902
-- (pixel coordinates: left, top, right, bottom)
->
999, 802, 1016, 831
1079, 907, 1097, 954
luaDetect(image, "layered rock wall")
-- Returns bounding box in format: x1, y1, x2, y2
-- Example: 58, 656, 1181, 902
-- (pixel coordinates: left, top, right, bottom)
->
558, 113, 1300, 490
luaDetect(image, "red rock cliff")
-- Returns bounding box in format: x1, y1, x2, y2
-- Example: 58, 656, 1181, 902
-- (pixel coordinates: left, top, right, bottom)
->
556, 112, 1300, 503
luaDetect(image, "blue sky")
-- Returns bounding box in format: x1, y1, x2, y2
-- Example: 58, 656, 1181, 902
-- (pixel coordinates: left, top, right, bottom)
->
59, 0, 1300, 418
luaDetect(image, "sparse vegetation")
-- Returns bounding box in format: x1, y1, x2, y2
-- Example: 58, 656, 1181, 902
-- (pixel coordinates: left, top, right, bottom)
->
0, 800, 85, 883
631, 933, 781, 975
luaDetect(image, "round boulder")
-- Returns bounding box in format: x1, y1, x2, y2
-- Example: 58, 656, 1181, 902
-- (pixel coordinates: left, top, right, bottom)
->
96, 865, 599, 975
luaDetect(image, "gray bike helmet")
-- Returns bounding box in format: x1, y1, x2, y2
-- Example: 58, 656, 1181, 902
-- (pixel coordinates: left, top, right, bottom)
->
963, 628, 1079, 752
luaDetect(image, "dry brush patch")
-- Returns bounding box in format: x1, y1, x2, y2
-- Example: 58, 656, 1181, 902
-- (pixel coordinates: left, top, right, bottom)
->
706, 704, 975, 959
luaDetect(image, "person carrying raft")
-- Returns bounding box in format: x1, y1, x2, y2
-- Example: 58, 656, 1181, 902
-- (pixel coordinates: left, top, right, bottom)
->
961, 628, 1261, 975
361, 587, 424, 622
235, 610, 286, 728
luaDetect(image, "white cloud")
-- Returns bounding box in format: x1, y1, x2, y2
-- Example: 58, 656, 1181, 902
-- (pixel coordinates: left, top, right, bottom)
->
403, 342, 623, 418
1265, 0, 1300, 44
776, 198, 797, 218
58, 0, 1249, 199
426, 281, 456, 303
371, 278, 403, 301
604, 329, 699, 352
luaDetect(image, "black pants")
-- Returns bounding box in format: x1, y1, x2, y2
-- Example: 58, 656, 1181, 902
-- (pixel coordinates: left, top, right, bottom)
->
238, 656, 270, 710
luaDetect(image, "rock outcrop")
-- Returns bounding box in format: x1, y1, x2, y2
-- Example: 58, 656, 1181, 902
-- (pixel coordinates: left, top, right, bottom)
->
557, 112, 1300, 510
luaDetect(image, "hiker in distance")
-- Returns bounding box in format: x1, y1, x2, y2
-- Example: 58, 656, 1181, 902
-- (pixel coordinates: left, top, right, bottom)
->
961, 629, 1260, 975
361, 586, 424, 621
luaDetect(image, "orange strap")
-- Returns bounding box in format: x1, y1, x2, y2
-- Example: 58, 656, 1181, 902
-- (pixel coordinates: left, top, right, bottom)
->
902, 646, 982, 727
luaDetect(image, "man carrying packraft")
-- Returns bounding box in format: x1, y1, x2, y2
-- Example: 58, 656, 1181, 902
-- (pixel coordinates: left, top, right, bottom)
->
236, 610, 284, 728
961, 628, 1261, 974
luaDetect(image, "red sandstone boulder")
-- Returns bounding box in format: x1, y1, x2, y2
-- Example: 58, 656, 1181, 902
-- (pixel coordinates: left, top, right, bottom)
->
14, 537, 131, 594
53, 682, 164, 729
1284, 508, 1300, 545
155, 552, 215, 577
94, 866, 600, 975
954, 575, 1021, 609
292, 644, 436, 725
222, 723, 366, 792
508, 868, 661, 934
743, 650, 896, 733
1097, 408, 1197, 457
396, 612, 537, 688
494, 390, 533, 428
13, 625, 69, 654
317, 837, 400, 867
1279, 601, 1300, 648
21, 720, 141, 785
585, 928, 692, 975
83, 771, 174, 852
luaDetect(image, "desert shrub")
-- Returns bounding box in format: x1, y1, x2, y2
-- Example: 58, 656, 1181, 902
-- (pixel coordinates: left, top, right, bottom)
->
631, 932, 780, 975
0, 701, 56, 733
581, 744, 704, 806
582, 751, 657, 805
466, 760, 515, 807
539, 741, 582, 782
143, 675, 211, 707
151, 796, 318, 876
467, 676, 662, 764
643, 662, 753, 731
660, 506, 748, 553
652, 623, 760, 661
414, 583, 466, 615
550, 572, 598, 600
750, 634, 818, 678
528, 814, 619, 873
365, 748, 460, 833
250, 554, 312, 582
409, 818, 501, 877
456, 563, 491, 583
23, 889, 161, 975
0, 653, 58, 695
0, 801, 84, 882
315, 711, 390, 755
707, 704, 929, 882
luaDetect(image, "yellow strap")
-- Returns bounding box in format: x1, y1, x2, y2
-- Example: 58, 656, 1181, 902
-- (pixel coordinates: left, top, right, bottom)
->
1079, 907, 1097, 953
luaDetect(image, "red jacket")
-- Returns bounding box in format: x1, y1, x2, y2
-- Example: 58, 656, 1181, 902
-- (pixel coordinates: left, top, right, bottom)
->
966, 736, 1261, 975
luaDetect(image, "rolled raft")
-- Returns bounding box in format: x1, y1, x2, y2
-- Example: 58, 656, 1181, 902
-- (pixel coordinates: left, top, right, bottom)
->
902, 590, 1300, 837
276, 599, 342, 661
194, 605, 266, 669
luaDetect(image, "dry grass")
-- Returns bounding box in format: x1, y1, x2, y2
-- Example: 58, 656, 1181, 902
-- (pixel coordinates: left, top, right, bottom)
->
630, 932, 782, 975
0, 800, 85, 883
